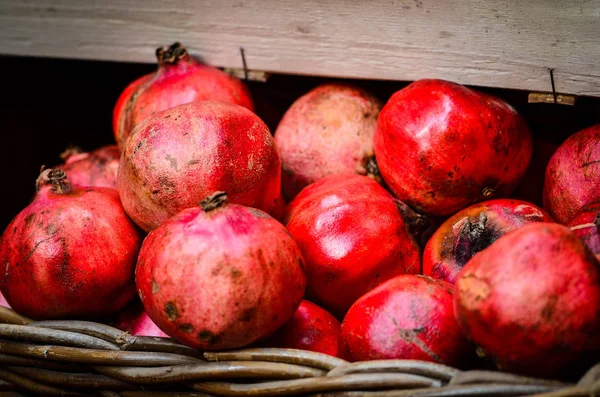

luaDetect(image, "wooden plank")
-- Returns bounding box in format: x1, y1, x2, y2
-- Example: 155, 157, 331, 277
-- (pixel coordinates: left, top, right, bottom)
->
0, 0, 599, 96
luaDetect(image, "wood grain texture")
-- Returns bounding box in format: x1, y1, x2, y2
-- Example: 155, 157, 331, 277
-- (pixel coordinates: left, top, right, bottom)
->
0, 0, 599, 96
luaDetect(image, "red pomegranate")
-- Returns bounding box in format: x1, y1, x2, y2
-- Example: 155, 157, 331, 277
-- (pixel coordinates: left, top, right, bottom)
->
374, 79, 532, 217
265, 300, 341, 357
59, 145, 120, 189
511, 138, 558, 207
136, 192, 306, 350
454, 222, 600, 376
274, 84, 382, 200
113, 42, 253, 148
544, 124, 600, 224
285, 173, 421, 317
116, 302, 169, 338
340, 275, 472, 366
423, 199, 553, 284
118, 100, 280, 232
568, 202, 600, 257
0, 169, 141, 319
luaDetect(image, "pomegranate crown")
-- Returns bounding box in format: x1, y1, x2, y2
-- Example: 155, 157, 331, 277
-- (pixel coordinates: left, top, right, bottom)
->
36, 167, 72, 195
200, 191, 228, 212
155, 42, 189, 65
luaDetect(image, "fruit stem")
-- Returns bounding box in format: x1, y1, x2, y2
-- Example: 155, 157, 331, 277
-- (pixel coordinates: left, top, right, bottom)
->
156, 42, 189, 65
200, 192, 228, 212
36, 168, 72, 194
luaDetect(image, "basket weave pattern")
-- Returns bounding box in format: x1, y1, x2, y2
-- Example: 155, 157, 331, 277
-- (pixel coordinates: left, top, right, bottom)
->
0, 307, 598, 397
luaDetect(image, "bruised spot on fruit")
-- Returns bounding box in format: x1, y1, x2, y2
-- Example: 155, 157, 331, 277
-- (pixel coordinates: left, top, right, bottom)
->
197, 329, 219, 344
240, 307, 256, 322
178, 323, 194, 333
230, 267, 241, 279
248, 208, 269, 219
24, 214, 35, 226
151, 279, 160, 294
158, 177, 175, 195
164, 302, 179, 321
459, 274, 490, 304
188, 159, 200, 165
541, 295, 558, 321
165, 154, 178, 169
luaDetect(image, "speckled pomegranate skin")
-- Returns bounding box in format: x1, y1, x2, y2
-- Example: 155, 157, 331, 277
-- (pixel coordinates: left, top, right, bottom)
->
118, 100, 281, 232
374, 79, 532, 216
544, 124, 600, 224
60, 145, 120, 189
423, 199, 553, 284
285, 174, 420, 317
275, 84, 382, 200
135, 199, 306, 350
340, 275, 472, 366
113, 43, 253, 148
265, 300, 341, 357
0, 170, 141, 319
454, 223, 600, 376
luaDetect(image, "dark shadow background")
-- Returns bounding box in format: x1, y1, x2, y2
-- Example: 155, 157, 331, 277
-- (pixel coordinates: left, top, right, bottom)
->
1, 55, 599, 230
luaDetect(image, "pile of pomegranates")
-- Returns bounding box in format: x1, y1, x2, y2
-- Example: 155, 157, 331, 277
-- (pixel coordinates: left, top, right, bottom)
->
1, 42, 599, 379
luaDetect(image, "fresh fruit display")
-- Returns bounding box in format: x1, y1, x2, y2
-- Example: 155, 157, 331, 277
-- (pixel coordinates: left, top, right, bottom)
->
58, 145, 120, 189
113, 42, 253, 148
374, 79, 532, 217
285, 174, 421, 317
340, 275, 472, 366
265, 300, 341, 357
423, 199, 553, 284
274, 83, 382, 200
568, 201, 600, 257
544, 124, 600, 223
454, 223, 600, 376
3, 39, 600, 387
118, 100, 281, 232
135, 192, 306, 350
0, 169, 141, 319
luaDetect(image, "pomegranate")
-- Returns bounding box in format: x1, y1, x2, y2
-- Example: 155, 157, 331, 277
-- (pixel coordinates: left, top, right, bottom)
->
544, 124, 600, 224
568, 202, 600, 257
59, 145, 120, 189
274, 84, 382, 200
423, 199, 553, 284
340, 275, 472, 366
116, 302, 169, 338
118, 100, 281, 232
285, 173, 421, 317
374, 79, 532, 216
511, 138, 558, 207
0, 169, 141, 319
113, 42, 254, 148
454, 222, 600, 376
136, 192, 306, 350
265, 300, 341, 357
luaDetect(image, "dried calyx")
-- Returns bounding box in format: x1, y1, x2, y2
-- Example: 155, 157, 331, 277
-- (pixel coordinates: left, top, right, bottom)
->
156, 42, 189, 65
454, 213, 494, 266
36, 168, 72, 194
200, 191, 228, 212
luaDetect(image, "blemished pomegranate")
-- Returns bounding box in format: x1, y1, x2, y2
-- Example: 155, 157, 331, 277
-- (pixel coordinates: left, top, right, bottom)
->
118, 100, 281, 232
265, 300, 341, 357
340, 275, 472, 366
454, 222, 600, 377
274, 84, 382, 200
423, 199, 553, 284
136, 192, 306, 350
0, 169, 141, 319
59, 145, 120, 189
113, 42, 254, 148
568, 202, 600, 257
544, 124, 600, 224
285, 174, 421, 317
374, 79, 532, 217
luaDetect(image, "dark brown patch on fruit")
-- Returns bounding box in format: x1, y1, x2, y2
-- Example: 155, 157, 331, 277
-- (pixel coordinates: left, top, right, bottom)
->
541, 295, 558, 321
230, 267, 241, 279
178, 323, 194, 333
24, 214, 35, 226
164, 302, 179, 321
197, 330, 219, 344
240, 307, 257, 322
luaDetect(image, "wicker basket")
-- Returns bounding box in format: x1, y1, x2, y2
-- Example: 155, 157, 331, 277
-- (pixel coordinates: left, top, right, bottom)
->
0, 307, 597, 397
